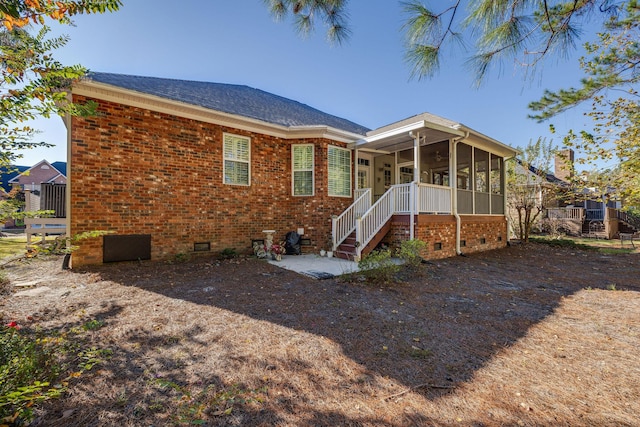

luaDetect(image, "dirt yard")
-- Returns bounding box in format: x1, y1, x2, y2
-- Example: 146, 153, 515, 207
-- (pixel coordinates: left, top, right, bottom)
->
1, 242, 639, 426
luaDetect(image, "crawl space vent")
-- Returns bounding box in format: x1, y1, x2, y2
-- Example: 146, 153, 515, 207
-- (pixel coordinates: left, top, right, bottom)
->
103, 234, 151, 263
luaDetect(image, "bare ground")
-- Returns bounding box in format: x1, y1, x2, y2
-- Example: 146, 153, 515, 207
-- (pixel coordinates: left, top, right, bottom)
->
1, 242, 639, 426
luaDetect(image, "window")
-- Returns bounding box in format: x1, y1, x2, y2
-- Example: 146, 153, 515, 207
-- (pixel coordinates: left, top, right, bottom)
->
384, 163, 392, 188
475, 148, 489, 193
328, 146, 351, 197
457, 143, 472, 190
223, 133, 250, 186
490, 154, 503, 195
292, 144, 314, 196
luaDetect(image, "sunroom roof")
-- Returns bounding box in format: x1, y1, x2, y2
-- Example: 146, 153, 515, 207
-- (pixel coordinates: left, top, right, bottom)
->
353, 112, 517, 158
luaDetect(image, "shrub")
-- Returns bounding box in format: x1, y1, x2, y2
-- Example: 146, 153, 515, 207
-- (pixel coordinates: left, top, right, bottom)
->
0, 326, 65, 423
358, 249, 400, 284
219, 248, 237, 260
174, 252, 191, 263
396, 239, 427, 269
0, 320, 111, 424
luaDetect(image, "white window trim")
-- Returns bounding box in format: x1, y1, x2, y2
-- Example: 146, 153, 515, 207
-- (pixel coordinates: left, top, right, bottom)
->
292, 144, 315, 197
222, 133, 251, 186
328, 145, 352, 198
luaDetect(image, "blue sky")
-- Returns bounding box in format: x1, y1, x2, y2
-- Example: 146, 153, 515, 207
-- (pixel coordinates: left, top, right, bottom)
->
20, 0, 596, 167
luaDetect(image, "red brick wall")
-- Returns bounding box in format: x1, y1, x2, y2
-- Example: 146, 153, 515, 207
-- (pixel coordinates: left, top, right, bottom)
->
70, 95, 353, 265
386, 214, 507, 260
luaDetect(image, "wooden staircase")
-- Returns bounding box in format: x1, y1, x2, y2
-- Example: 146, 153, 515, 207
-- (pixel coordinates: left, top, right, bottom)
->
335, 220, 392, 260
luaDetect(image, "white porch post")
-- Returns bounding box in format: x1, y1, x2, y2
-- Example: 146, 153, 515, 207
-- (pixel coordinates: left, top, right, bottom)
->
451, 137, 462, 255
411, 131, 420, 240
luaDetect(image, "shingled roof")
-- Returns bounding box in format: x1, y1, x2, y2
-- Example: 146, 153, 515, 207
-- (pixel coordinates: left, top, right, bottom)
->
86, 72, 370, 136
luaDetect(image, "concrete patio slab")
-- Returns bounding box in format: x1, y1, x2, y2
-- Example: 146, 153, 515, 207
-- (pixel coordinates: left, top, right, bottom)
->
268, 254, 359, 279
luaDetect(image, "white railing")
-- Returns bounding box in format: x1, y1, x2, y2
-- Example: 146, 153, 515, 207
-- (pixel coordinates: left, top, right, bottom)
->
332, 188, 371, 250
354, 188, 370, 202
355, 186, 400, 259
392, 183, 414, 213
547, 207, 584, 220
417, 183, 452, 214
25, 217, 67, 244
334, 183, 454, 260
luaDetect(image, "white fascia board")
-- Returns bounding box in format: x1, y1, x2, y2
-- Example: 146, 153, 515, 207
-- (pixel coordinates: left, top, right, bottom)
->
287, 126, 364, 143
461, 126, 519, 158
354, 120, 466, 148
73, 81, 362, 143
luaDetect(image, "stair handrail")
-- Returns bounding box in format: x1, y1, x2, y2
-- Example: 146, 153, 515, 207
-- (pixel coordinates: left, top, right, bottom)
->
331, 188, 371, 251
355, 183, 412, 260
617, 209, 640, 231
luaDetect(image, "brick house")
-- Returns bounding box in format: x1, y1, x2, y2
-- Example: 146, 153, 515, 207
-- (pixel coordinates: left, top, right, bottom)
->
67, 72, 518, 266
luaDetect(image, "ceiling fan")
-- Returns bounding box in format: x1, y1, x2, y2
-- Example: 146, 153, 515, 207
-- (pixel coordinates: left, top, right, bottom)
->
434, 151, 449, 162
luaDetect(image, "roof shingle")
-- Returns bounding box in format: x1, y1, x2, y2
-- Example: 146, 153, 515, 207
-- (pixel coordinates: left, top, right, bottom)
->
86, 72, 370, 136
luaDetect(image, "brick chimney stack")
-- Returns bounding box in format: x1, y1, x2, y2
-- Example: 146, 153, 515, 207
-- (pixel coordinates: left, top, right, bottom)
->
555, 149, 574, 181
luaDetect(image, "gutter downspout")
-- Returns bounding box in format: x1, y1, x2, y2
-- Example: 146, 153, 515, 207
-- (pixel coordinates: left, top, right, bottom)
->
452, 132, 469, 255
409, 131, 420, 240
504, 155, 513, 244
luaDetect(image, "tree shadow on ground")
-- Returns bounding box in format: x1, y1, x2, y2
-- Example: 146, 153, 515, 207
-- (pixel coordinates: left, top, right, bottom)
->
46, 243, 639, 425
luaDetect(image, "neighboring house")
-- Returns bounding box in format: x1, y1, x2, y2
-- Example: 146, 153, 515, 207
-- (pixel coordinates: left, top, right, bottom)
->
9, 159, 67, 191
1, 165, 29, 194
8, 160, 67, 217
516, 150, 638, 238
68, 72, 519, 266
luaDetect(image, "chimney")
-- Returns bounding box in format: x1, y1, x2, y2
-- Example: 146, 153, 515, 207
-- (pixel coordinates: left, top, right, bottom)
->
555, 149, 574, 181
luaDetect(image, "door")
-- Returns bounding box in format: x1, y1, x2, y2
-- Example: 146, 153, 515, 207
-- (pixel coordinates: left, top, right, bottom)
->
357, 156, 372, 189
397, 162, 414, 184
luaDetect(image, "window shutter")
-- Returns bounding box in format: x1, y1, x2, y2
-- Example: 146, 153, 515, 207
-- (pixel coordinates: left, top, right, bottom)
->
328, 146, 351, 197
292, 144, 314, 196
223, 134, 250, 185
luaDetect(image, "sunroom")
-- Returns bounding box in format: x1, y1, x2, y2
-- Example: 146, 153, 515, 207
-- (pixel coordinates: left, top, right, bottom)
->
332, 113, 518, 260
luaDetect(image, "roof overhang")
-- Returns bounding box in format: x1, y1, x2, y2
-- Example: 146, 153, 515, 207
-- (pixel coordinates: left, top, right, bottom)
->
72, 80, 364, 144
351, 113, 518, 158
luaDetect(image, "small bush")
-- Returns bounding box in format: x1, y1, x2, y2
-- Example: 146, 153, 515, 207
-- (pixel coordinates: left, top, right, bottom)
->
396, 239, 427, 269
219, 248, 237, 260
174, 252, 191, 263
358, 249, 400, 284
0, 320, 111, 424
0, 326, 65, 423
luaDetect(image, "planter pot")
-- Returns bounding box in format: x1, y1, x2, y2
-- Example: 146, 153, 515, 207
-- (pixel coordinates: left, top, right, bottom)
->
326, 251, 334, 258
320, 250, 326, 257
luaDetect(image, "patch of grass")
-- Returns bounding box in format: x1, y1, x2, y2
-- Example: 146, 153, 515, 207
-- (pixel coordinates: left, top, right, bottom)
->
530, 236, 637, 255
408, 348, 432, 359
81, 319, 105, 331
529, 236, 594, 250
0, 237, 28, 260
599, 247, 635, 255
151, 379, 267, 423
0, 235, 63, 261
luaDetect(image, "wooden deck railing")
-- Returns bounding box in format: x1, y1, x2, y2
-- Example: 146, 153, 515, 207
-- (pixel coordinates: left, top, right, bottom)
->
547, 207, 584, 220
25, 217, 67, 244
